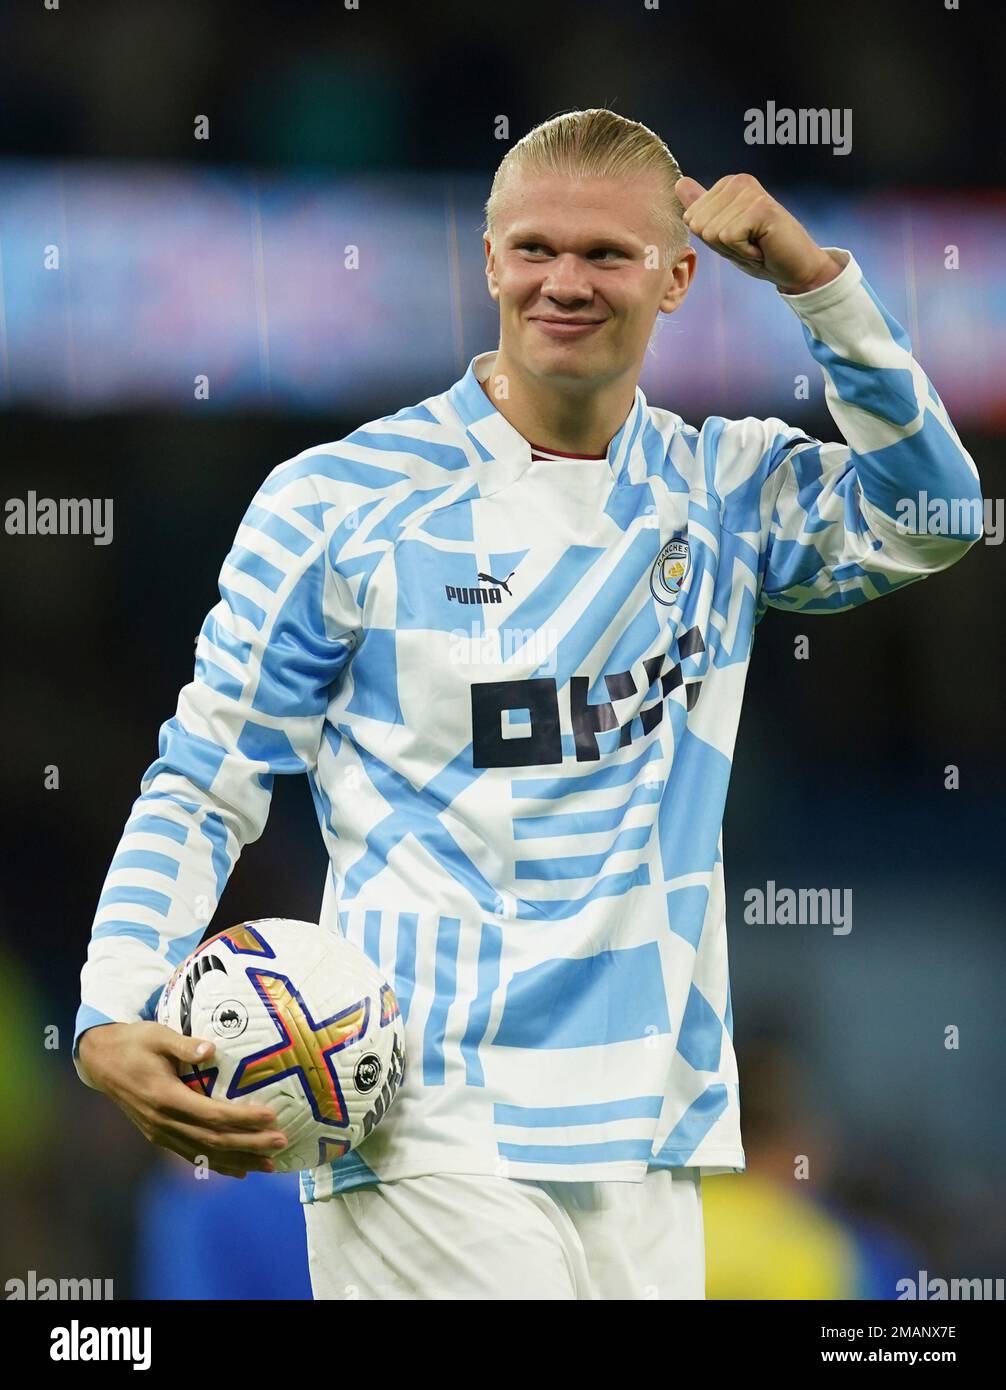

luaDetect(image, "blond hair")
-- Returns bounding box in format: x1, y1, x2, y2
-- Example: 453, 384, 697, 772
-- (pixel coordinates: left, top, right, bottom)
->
484, 108, 688, 260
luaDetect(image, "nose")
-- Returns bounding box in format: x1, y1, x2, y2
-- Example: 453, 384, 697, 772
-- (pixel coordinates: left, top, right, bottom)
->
540, 252, 594, 305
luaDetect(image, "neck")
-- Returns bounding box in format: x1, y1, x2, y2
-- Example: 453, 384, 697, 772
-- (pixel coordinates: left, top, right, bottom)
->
480, 349, 637, 456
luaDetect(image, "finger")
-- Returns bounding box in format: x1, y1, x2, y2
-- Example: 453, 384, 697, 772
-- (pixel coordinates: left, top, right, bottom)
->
197, 1151, 273, 1175
674, 176, 708, 210
154, 1078, 279, 1132
151, 1022, 218, 1068
205, 1153, 274, 1174
705, 210, 768, 262
157, 1134, 252, 1179
683, 175, 762, 236
159, 1114, 288, 1156
155, 1126, 278, 1171
691, 188, 767, 251
678, 174, 740, 225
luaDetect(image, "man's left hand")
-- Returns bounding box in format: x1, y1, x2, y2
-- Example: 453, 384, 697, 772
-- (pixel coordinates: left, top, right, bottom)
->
675, 174, 842, 295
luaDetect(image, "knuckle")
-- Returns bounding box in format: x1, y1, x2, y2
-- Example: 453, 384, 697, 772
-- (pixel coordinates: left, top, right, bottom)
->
148, 1119, 175, 1144
149, 1075, 176, 1102
137, 1104, 164, 1134
215, 1132, 249, 1152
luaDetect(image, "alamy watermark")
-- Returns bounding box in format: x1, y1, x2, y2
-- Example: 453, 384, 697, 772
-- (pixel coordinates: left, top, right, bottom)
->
743, 881, 852, 935
894, 491, 1001, 545
5, 1270, 114, 1299
4, 492, 114, 545
897, 1270, 1003, 1300
744, 103, 852, 156
448, 623, 559, 674
50, 1320, 151, 1370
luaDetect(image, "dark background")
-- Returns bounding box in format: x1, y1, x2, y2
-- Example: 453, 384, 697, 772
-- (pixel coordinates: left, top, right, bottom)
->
1, 0, 1002, 1299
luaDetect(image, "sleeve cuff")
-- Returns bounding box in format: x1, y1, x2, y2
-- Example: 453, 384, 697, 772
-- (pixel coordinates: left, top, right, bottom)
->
74, 984, 166, 1088
778, 247, 860, 314
73, 1004, 123, 1090
72, 1011, 113, 1095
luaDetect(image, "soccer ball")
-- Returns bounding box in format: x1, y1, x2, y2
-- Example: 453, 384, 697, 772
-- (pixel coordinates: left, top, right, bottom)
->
156, 918, 406, 1171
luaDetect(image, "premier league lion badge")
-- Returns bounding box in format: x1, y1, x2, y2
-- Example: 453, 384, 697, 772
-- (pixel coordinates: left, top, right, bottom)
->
650, 537, 690, 605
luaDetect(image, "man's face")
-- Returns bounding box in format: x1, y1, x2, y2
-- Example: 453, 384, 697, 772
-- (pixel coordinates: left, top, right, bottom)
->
484, 169, 695, 390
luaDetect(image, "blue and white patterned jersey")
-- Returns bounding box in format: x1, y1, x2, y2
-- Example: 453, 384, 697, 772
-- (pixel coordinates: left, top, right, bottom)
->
74, 249, 982, 1196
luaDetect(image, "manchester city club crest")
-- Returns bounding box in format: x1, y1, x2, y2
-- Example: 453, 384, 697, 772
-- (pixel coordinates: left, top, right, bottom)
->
650, 537, 690, 605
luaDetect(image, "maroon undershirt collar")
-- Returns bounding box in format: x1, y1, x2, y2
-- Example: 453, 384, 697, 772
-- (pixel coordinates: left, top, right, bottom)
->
527, 440, 608, 460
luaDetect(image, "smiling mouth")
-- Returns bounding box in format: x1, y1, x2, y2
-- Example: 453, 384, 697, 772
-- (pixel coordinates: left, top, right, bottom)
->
529, 318, 606, 339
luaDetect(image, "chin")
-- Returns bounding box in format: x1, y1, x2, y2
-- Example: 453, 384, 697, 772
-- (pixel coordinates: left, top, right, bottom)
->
529, 344, 608, 382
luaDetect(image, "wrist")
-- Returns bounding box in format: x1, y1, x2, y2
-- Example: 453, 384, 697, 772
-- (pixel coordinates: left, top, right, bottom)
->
776, 251, 843, 297
78, 1020, 128, 1066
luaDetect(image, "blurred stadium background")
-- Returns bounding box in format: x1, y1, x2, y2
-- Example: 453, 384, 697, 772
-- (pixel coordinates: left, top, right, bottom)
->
1, 0, 1002, 1299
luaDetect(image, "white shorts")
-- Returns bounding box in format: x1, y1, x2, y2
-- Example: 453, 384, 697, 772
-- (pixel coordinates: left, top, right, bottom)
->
304, 1167, 704, 1300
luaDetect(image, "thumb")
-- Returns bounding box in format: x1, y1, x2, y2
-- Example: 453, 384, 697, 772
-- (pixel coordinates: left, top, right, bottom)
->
674, 176, 706, 210
157, 1024, 215, 1065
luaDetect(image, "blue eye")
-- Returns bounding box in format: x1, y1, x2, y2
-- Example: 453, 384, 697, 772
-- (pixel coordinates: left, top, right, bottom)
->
516, 244, 625, 260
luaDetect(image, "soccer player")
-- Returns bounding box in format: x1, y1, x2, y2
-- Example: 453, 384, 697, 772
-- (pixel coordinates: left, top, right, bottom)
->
74, 109, 983, 1300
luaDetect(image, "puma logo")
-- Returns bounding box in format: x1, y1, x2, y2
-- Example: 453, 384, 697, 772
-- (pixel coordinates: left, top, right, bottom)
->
476, 569, 516, 596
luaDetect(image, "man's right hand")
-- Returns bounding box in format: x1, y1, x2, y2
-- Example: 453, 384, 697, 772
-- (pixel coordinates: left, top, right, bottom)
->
77, 1021, 289, 1179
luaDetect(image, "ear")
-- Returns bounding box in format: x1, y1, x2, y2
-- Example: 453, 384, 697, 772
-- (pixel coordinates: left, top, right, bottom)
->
658, 246, 697, 314
484, 234, 500, 302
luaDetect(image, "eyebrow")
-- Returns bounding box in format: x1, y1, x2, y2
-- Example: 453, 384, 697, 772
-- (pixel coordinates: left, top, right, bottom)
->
505, 229, 641, 252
